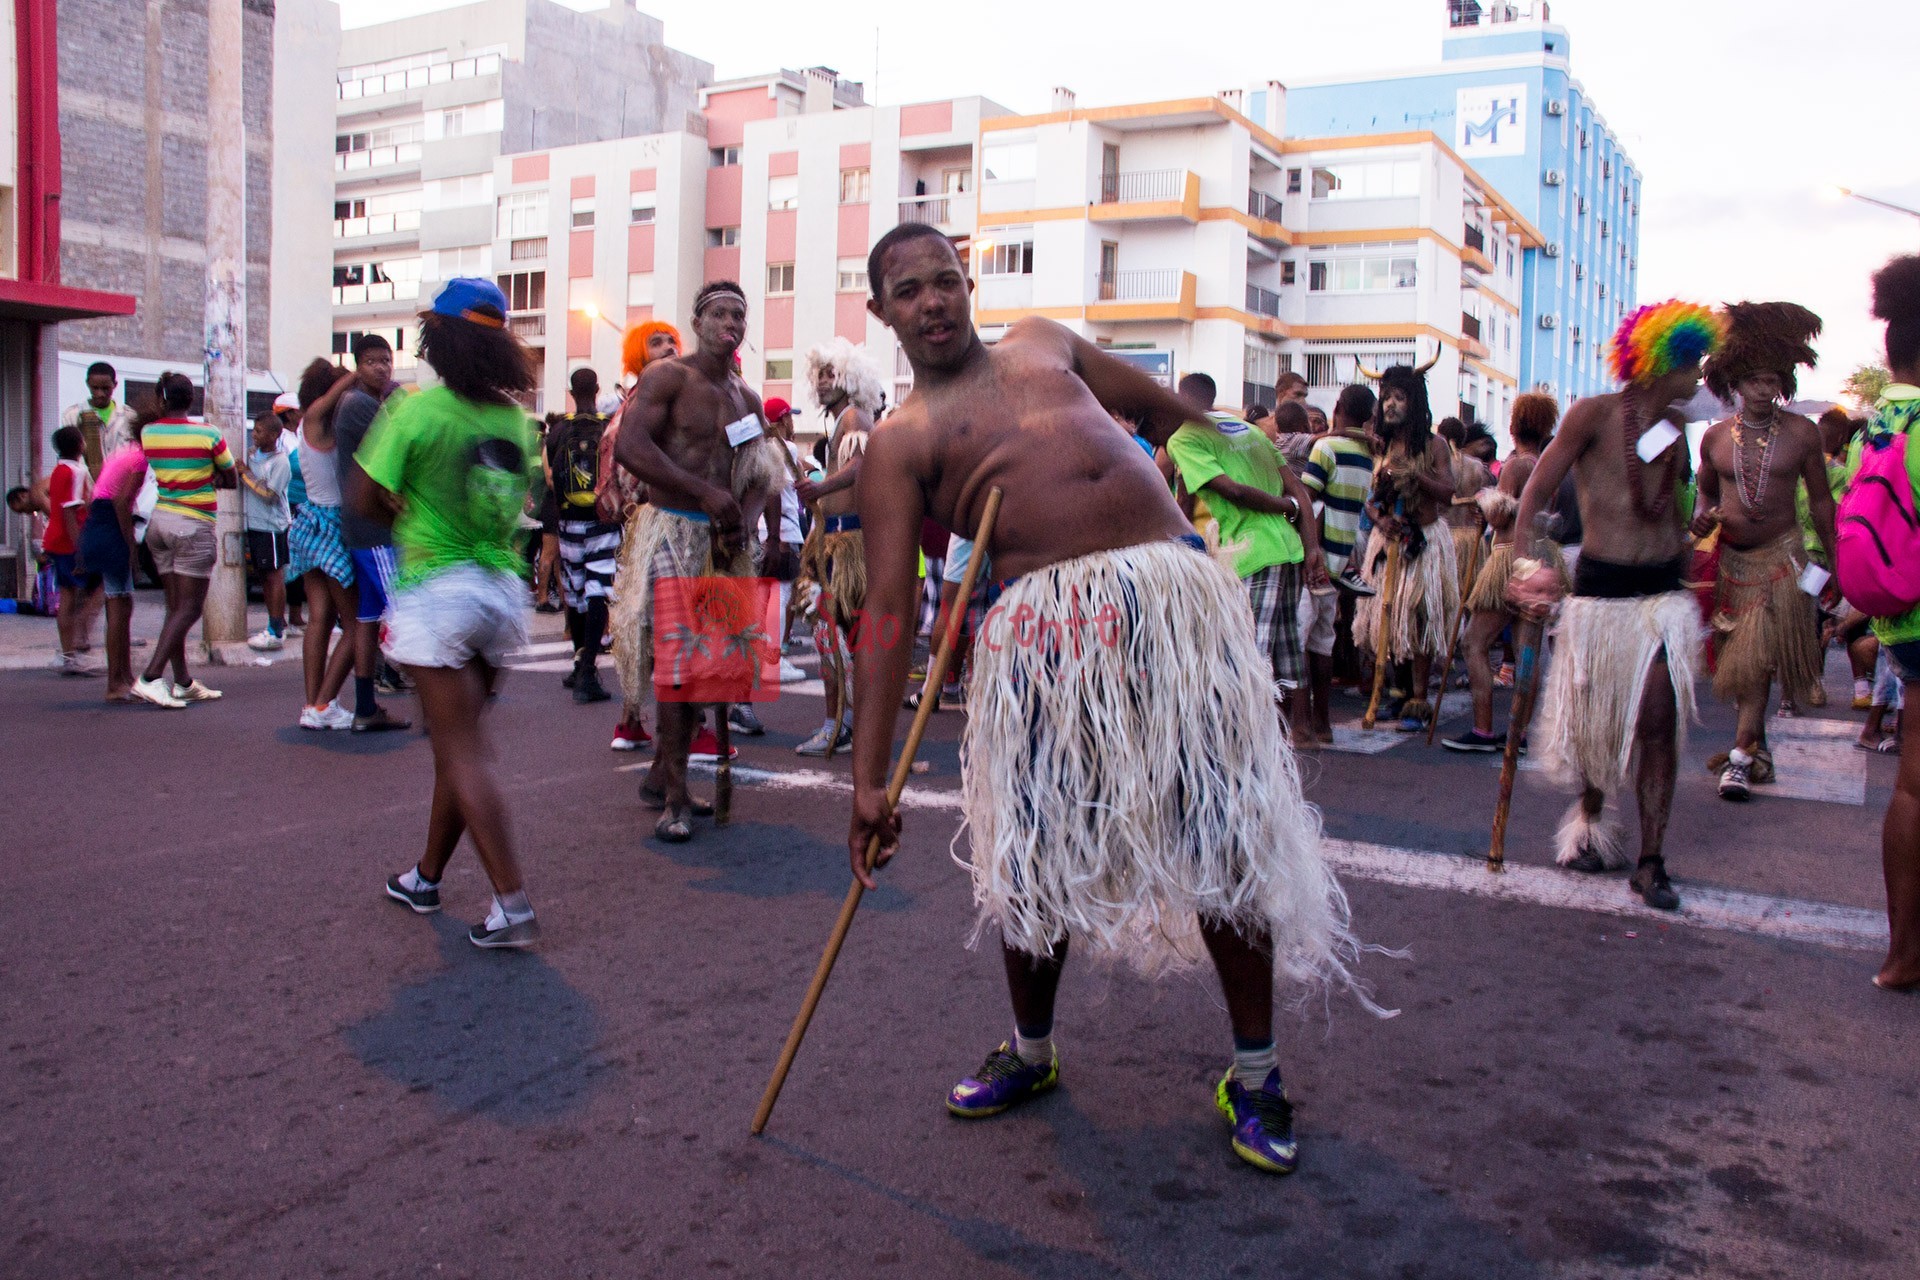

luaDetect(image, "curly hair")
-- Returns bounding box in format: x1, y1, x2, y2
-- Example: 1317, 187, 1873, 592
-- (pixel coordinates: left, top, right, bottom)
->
297, 357, 346, 411
1509, 392, 1558, 449
1872, 254, 1920, 372
417, 311, 536, 406
805, 337, 886, 415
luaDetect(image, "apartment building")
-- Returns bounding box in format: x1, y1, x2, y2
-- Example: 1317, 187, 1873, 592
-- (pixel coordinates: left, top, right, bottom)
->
973, 92, 1535, 434
702, 69, 1007, 419
328, 0, 708, 380
1285, 2, 1639, 401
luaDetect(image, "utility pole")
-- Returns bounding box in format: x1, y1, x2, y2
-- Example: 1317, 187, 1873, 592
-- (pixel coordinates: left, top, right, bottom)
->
202, 0, 249, 649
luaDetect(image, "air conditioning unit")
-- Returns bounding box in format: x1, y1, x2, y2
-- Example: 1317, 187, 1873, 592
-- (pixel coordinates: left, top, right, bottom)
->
1539, 315, 1557, 329
1544, 170, 1563, 186
1577, 196, 1588, 213
1570, 326, 1582, 341
1543, 242, 1561, 257
1575, 264, 1585, 279
1598, 283, 1607, 298
1545, 100, 1566, 117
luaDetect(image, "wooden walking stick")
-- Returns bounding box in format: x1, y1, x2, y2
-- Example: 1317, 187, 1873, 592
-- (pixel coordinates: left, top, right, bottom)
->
1487, 617, 1544, 872
1361, 540, 1403, 730
752, 487, 1004, 1136
1425, 602, 1472, 747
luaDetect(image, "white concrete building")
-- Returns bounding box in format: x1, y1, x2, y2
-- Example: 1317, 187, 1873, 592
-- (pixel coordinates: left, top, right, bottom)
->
973, 94, 1539, 435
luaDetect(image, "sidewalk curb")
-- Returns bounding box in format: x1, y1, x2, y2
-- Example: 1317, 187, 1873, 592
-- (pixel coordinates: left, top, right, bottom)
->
205, 641, 297, 667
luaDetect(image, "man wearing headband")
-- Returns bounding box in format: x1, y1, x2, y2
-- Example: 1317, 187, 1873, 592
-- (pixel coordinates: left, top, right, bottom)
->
1510, 301, 1726, 911
612, 280, 766, 843
1692, 303, 1834, 800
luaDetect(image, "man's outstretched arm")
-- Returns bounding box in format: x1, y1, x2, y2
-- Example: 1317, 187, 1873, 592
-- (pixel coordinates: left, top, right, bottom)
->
846, 422, 926, 886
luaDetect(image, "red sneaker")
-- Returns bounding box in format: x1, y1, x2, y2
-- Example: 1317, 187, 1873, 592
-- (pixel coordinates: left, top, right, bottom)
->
687, 725, 738, 762
610, 719, 652, 751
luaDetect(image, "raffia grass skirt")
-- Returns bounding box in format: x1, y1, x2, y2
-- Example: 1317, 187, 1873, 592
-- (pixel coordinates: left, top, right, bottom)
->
610, 506, 736, 712
1466, 541, 1570, 615
1711, 533, 1822, 705
1352, 521, 1460, 663
797, 527, 866, 632
958, 540, 1366, 996
1452, 523, 1488, 603
1535, 590, 1701, 795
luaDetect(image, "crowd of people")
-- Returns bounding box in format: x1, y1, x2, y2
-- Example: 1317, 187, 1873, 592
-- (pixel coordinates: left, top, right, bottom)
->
10, 235, 1919, 1174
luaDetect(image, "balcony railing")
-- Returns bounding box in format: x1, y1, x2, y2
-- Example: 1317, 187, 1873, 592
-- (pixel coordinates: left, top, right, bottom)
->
1464, 224, 1486, 254
508, 314, 546, 338
331, 280, 422, 306
1098, 169, 1184, 205
1095, 268, 1183, 302
1246, 283, 1283, 318
1247, 190, 1284, 223
334, 143, 422, 173
333, 210, 421, 239
1461, 312, 1483, 342
899, 194, 951, 226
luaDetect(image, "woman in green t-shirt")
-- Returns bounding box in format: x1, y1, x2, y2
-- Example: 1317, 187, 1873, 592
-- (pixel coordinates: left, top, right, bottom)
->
352, 278, 544, 951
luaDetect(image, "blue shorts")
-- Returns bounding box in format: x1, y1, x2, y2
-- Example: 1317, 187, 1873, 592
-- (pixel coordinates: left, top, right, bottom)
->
51, 552, 101, 593
351, 546, 400, 623
78, 501, 135, 598
1888, 639, 1920, 685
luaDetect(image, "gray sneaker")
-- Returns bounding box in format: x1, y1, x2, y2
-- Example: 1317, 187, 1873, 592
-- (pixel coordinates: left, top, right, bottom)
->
469, 914, 539, 949
795, 723, 853, 757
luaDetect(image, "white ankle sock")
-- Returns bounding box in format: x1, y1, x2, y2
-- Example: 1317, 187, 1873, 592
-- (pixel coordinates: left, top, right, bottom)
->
398, 867, 438, 892
1233, 1043, 1279, 1083
1013, 1030, 1054, 1066
1729, 747, 1754, 767
485, 890, 534, 930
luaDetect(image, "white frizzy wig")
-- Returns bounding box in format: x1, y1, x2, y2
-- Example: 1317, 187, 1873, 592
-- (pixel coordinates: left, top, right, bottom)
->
805, 337, 886, 415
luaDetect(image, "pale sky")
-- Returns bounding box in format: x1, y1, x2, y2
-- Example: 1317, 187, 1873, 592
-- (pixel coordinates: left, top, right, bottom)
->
334, 0, 1920, 400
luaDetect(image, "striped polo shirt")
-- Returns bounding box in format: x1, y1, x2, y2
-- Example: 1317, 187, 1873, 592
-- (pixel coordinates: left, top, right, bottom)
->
1301, 433, 1374, 576
143, 418, 235, 522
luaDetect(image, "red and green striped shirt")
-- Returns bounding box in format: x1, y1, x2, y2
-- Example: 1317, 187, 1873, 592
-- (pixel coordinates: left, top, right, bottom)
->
143, 418, 234, 522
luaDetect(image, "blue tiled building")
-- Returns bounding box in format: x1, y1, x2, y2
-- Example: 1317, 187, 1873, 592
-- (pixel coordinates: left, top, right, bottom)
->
1284, 4, 1639, 402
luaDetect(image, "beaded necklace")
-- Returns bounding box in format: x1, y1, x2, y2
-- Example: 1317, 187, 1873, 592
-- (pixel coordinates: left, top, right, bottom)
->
1730, 410, 1779, 514
1620, 387, 1680, 521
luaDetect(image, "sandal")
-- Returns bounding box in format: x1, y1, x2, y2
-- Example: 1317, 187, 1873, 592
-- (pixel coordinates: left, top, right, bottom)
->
639, 783, 714, 816
654, 811, 694, 843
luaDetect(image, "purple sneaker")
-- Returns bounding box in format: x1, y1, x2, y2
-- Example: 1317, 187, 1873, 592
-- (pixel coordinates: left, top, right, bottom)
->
946, 1041, 1058, 1118
1215, 1066, 1299, 1174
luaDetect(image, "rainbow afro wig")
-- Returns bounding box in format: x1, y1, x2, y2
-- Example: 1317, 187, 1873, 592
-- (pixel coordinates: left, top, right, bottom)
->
622, 320, 682, 378
1605, 300, 1725, 385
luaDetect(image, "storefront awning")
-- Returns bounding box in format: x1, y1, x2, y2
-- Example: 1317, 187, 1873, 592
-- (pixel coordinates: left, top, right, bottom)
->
0, 279, 136, 323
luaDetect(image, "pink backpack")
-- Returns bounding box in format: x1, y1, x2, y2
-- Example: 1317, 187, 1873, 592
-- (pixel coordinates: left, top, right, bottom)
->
1835, 415, 1920, 618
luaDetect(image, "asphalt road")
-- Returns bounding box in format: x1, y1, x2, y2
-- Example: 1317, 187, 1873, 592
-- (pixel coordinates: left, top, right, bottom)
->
2, 636, 1913, 1279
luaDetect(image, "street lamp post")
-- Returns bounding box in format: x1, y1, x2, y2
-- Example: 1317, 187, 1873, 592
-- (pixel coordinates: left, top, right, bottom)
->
1832, 186, 1920, 224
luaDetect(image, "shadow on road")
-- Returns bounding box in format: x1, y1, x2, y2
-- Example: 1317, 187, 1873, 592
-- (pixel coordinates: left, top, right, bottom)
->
341, 914, 610, 1124
272, 724, 421, 754
643, 820, 914, 911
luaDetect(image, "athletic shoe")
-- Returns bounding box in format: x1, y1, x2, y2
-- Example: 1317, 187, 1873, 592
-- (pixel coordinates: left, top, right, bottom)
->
561, 665, 579, 690
611, 720, 652, 751
246, 628, 284, 652
1335, 565, 1376, 597
283, 624, 304, 638
130, 677, 186, 709
1630, 860, 1680, 911
1718, 757, 1752, 802
384, 872, 440, 914
777, 657, 808, 683
469, 914, 539, 950
375, 664, 412, 694
171, 679, 222, 702
688, 726, 738, 762
572, 667, 611, 704
795, 723, 853, 757
55, 652, 97, 678
1853, 680, 1873, 711
353, 707, 412, 733
946, 1042, 1058, 1118
728, 704, 766, 736
1495, 664, 1515, 689
1443, 729, 1506, 753
1397, 714, 1427, 733
1215, 1066, 1300, 1174
317, 700, 355, 731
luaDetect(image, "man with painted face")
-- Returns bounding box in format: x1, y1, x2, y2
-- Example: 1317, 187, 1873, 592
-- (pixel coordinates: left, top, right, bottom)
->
1691, 303, 1835, 801
613, 281, 763, 843
846, 222, 1374, 1176
1352, 357, 1459, 732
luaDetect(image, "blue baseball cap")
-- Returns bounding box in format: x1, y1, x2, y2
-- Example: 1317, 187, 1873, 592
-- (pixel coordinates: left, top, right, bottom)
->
429, 277, 508, 328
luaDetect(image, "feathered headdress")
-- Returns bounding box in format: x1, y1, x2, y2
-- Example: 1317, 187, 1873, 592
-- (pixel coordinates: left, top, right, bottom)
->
1606, 300, 1725, 385
805, 337, 886, 415
623, 320, 682, 378
1702, 302, 1822, 401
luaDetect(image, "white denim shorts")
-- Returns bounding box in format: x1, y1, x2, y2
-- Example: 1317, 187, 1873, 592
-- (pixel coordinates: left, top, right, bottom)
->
1297, 583, 1340, 658
383, 565, 529, 670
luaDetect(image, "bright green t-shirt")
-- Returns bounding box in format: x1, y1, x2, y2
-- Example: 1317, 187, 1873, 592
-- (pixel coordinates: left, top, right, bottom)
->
356, 385, 537, 592
1166, 413, 1304, 578
1845, 385, 1920, 646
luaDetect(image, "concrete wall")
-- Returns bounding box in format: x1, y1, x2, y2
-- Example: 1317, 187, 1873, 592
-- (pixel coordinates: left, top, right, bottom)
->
270, 0, 339, 376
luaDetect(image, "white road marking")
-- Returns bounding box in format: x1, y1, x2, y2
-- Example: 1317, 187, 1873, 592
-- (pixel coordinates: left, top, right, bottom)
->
612, 758, 1887, 953
506, 640, 575, 659
509, 659, 578, 674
